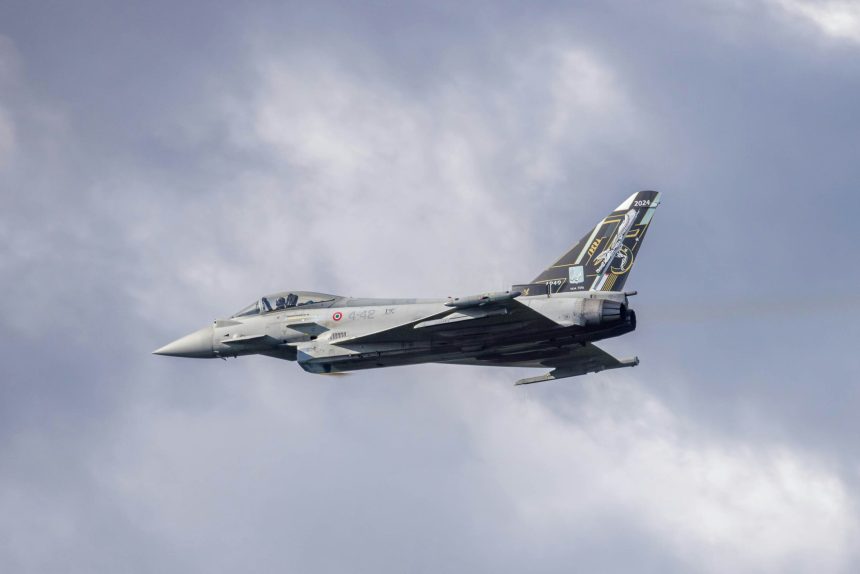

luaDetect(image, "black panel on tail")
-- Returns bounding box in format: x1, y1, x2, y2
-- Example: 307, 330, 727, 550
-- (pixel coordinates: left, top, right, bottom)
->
525, 191, 661, 293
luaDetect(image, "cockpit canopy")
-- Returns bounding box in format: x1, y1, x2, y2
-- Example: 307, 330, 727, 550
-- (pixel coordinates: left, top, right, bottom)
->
231, 291, 339, 318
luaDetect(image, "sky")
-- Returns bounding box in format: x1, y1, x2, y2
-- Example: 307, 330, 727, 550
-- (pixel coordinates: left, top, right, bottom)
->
2, 0, 860, 572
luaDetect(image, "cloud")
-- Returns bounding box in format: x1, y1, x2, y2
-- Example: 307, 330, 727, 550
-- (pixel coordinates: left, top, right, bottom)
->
132, 41, 647, 306
0, 106, 15, 171
2, 2, 860, 572
8, 371, 848, 573
769, 0, 860, 43
0, 36, 18, 170
455, 378, 858, 572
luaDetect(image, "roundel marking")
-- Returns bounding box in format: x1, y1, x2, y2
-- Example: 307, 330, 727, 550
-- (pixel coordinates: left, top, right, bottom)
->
332, 311, 343, 321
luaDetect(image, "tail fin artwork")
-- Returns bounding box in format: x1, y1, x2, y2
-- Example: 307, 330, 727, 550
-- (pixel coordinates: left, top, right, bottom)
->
527, 191, 661, 293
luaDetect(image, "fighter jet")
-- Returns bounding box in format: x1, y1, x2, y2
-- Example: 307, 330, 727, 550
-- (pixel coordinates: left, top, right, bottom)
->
154, 191, 661, 385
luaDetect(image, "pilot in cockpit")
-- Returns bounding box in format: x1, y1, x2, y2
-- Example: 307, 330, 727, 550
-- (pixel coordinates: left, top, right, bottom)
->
275, 296, 287, 310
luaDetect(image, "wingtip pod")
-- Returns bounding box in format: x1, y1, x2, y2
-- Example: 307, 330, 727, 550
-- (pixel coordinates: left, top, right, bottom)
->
528, 190, 662, 294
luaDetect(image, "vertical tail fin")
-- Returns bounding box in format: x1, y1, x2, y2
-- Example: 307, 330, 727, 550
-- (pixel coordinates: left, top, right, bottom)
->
528, 191, 661, 293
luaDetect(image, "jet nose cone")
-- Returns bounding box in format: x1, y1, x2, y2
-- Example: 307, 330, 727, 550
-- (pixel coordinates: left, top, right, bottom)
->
153, 325, 215, 358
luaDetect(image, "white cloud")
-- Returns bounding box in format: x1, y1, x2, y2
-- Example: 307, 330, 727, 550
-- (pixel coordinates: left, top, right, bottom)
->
454, 377, 858, 572
114, 42, 647, 329
52, 370, 854, 572
770, 0, 860, 43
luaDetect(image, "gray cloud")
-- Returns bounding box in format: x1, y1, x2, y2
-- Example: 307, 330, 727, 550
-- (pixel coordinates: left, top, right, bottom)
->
2, 1, 859, 572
